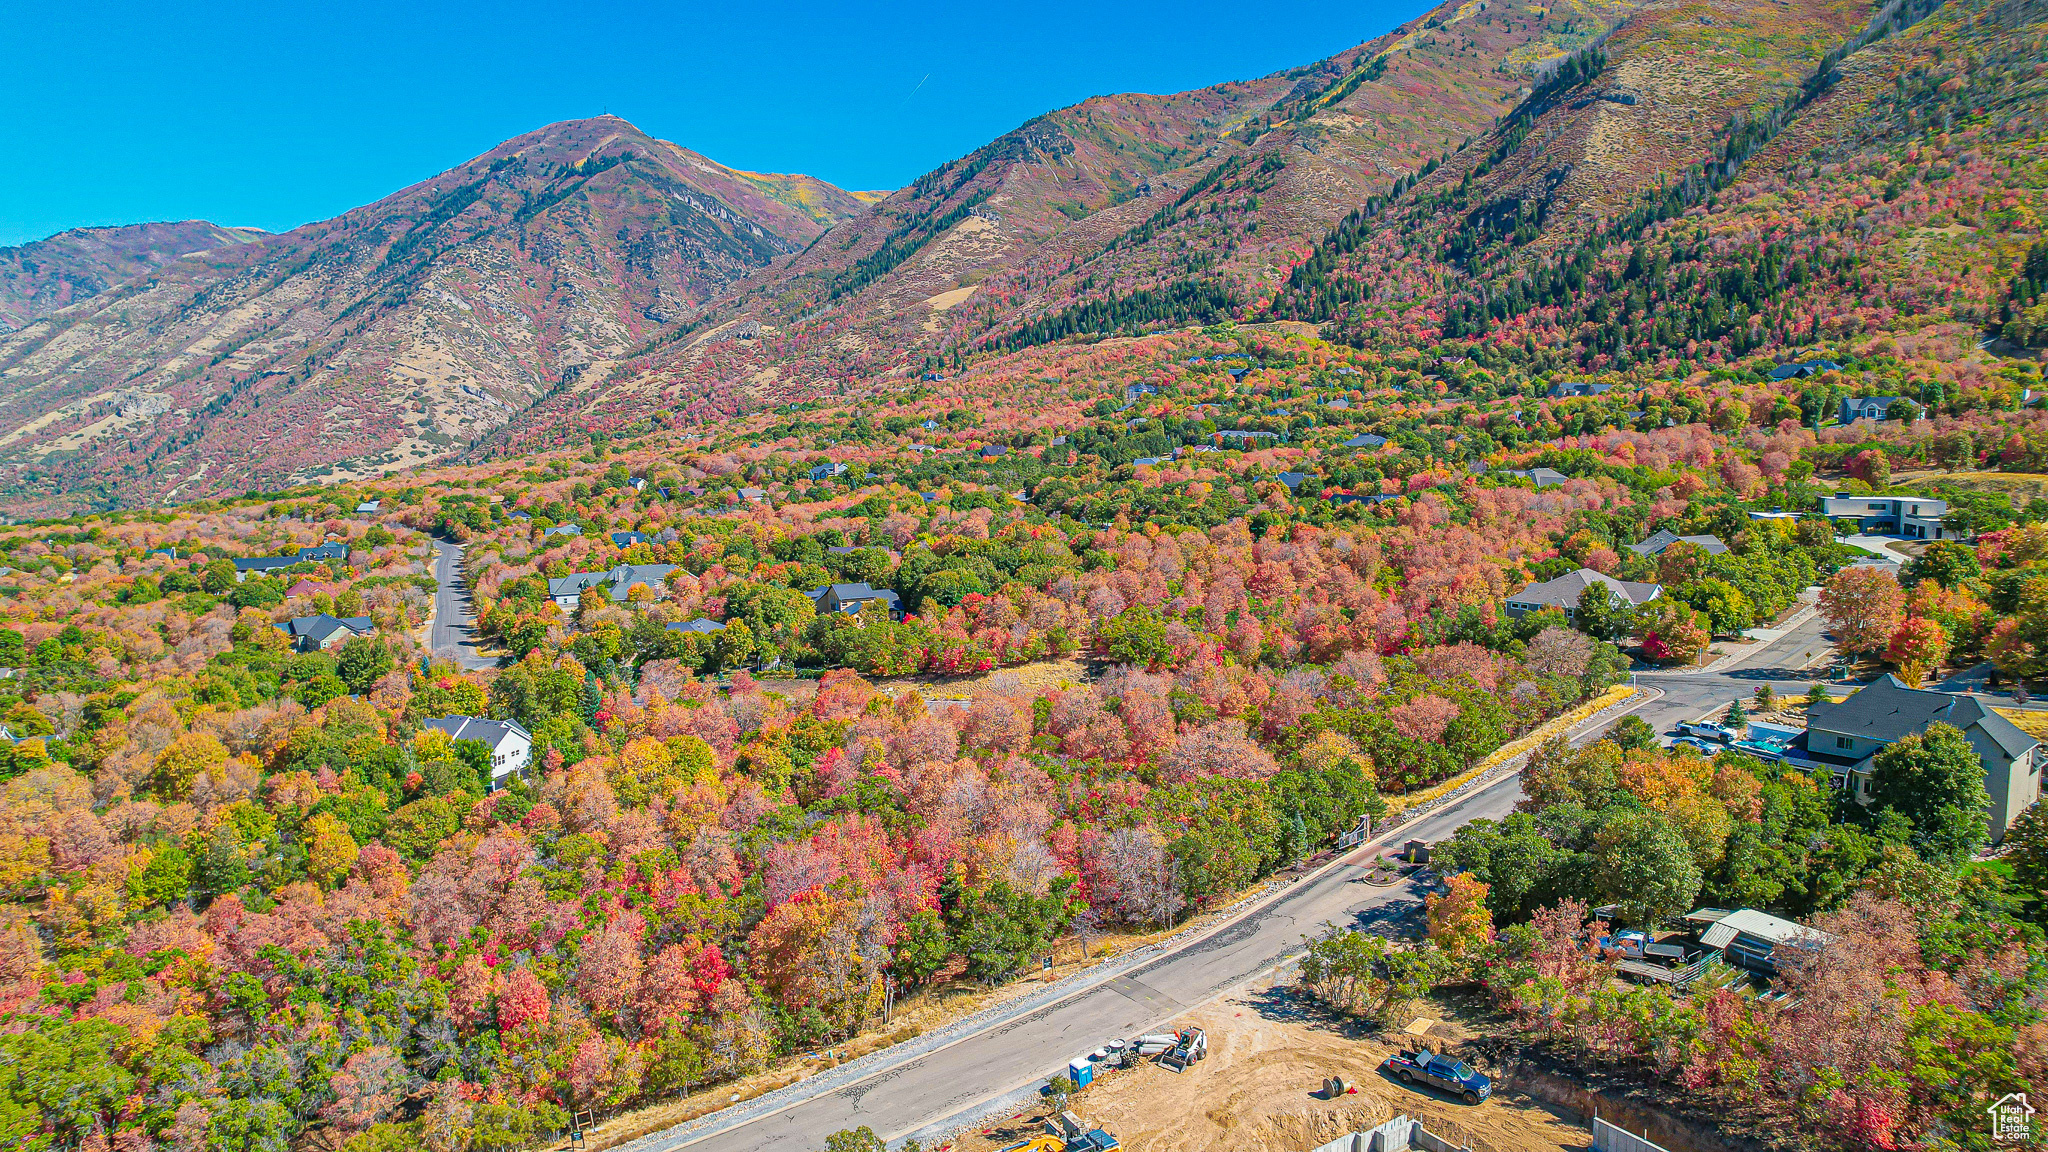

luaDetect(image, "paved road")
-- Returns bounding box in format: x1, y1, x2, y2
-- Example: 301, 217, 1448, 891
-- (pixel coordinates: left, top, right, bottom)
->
657, 769, 1529, 1152
428, 540, 496, 670
1634, 605, 1836, 737
622, 611, 1844, 1152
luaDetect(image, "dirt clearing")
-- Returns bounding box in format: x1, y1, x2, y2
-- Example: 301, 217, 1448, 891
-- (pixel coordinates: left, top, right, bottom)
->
949, 982, 1587, 1152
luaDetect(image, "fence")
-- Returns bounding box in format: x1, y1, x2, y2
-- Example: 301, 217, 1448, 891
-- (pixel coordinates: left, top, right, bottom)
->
1594, 1116, 1673, 1152
1303, 1116, 1471, 1152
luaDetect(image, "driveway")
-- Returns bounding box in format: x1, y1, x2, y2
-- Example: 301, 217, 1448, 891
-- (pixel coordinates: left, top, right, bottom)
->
1635, 605, 1838, 737
429, 540, 497, 671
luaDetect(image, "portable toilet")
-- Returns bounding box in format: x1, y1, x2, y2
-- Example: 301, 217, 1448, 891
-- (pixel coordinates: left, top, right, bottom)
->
1068, 1057, 1094, 1089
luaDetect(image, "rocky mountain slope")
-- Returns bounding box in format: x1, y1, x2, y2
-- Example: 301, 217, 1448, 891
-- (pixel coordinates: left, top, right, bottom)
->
536, 0, 1650, 436
0, 221, 266, 332
5, 0, 2043, 512
0, 118, 877, 513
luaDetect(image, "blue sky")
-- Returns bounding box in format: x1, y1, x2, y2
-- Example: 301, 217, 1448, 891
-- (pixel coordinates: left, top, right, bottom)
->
0, 0, 1429, 246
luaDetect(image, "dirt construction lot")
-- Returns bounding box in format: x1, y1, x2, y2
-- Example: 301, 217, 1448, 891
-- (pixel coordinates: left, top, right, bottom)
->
949, 980, 1589, 1152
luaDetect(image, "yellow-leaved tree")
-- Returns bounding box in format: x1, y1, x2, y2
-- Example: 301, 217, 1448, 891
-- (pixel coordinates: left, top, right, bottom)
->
306, 812, 359, 888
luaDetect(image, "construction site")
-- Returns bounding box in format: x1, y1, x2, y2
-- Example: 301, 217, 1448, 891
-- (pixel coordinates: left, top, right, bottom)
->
943, 975, 1607, 1152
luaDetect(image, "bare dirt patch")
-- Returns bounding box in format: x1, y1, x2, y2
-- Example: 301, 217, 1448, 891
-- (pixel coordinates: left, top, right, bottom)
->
950, 982, 1587, 1152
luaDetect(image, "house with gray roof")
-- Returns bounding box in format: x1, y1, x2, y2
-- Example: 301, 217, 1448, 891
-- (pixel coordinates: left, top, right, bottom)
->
232, 540, 351, 579
1627, 529, 1729, 558
1546, 380, 1613, 398
1344, 433, 1388, 449
1771, 359, 1843, 380
810, 582, 902, 619
549, 564, 679, 609
665, 618, 727, 635
1839, 395, 1903, 423
1504, 569, 1662, 620
420, 716, 532, 789
1792, 674, 2040, 841
273, 614, 373, 652
1503, 467, 1569, 488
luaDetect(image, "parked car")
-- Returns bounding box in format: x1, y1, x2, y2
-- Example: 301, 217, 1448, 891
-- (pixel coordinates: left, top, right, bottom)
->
1670, 736, 1718, 754
1678, 721, 1738, 742
1382, 1049, 1491, 1104
1600, 929, 1653, 960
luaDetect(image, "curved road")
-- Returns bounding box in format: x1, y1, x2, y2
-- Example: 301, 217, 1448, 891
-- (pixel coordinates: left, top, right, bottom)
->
428, 540, 497, 671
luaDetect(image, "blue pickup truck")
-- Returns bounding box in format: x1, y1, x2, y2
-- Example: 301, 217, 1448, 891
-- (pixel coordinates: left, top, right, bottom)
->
1382, 1048, 1491, 1104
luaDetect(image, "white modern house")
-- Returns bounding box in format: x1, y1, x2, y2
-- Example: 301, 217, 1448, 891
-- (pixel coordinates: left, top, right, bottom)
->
1819, 494, 1948, 539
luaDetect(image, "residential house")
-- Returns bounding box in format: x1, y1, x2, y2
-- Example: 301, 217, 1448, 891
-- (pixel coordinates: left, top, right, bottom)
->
548, 571, 611, 609
1503, 467, 1569, 488
1839, 395, 1903, 423
737, 488, 768, 503
354, 500, 381, 514
1683, 908, 1835, 977
420, 716, 532, 789
545, 523, 582, 537
547, 563, 679, 610
1504, 569, 1662, 619
665, 618, 727, 635
1325, 397, 1350, 410
273, 614, 373, 652
1276, 471, 1316, 492
1793, 674, 2040, 840
1132, 456, 1165, 468
1124, 383, 1158, 402
610, 531, 649, 548
300, 541, 349, 562
1344, 433, 1388, 449
1216, 429, 1280, 446
1770, 359, 1843, 380
807, 462, 848, 481
1627, 529, 1729, 558
1819, 494, 1949, 539
232, 540, 350, 580
979, 445, 1008, 459
1546, 380, 1612, 398
810, 583, 903, 619
1331, 491, 1397, 506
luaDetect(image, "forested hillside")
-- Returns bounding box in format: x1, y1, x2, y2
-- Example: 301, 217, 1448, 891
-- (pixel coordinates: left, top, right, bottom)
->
4, 0, 2048, 1147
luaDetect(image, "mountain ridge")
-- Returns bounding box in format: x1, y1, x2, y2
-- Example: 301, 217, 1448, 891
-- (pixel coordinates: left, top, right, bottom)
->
0, 117, 875, 512
3, 0, 2043, 513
